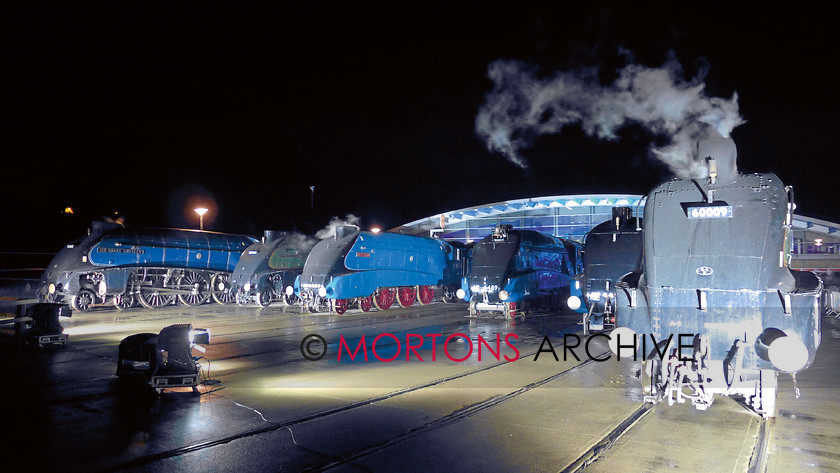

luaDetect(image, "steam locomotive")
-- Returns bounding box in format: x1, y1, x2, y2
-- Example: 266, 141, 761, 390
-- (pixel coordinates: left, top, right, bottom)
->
610, 138, 822, 417
229, 230, 314, 306
294, 226, 469, 314
576, 207, 644, 333
39, 221, 257, 311
456, 225, 585, 319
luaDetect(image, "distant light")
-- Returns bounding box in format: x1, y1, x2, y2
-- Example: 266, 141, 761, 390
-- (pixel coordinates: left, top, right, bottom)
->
815, 238, 823, 247
195, 207, 209, 231
371, 227, 381, 233
64, 207, 74, 214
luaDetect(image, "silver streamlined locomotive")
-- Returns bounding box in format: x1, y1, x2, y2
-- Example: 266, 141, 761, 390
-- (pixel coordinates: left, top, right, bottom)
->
39, 222, 256, 311
610, 138, 822, 417
229, 230, 314, 306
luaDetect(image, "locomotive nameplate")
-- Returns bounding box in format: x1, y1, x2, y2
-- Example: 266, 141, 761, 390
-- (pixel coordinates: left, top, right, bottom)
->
97, 247, 145, 254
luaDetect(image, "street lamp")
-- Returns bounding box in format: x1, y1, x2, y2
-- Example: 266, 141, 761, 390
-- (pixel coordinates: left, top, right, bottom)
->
195, 207, 209, 230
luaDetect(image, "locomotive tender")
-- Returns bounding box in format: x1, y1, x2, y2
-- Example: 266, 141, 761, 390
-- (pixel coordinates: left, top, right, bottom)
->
456, 225, 585, 318
576, 207, 644, 333
294, 226, 468, 314
610, 138, 822, 417
39, 221, 257, 311
229, 230, 314, 306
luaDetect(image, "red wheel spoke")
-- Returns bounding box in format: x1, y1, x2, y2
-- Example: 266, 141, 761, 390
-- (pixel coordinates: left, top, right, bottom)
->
374, 287, 395, 310
397, 286, 416, 308
418, 285, 434, 305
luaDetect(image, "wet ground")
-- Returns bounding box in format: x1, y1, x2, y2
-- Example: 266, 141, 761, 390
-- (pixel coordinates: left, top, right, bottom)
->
1, 301, 838, 472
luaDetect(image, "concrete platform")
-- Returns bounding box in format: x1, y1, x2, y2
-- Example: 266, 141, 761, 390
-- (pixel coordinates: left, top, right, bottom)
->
0, 302, 838, 472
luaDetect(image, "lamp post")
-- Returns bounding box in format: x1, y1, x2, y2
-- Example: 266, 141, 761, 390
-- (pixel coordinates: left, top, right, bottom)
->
195, 207, 209, 231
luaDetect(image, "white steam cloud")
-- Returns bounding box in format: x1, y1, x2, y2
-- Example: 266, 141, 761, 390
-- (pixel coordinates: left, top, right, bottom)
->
315, 214, 361, 239
475, 54, 745, 178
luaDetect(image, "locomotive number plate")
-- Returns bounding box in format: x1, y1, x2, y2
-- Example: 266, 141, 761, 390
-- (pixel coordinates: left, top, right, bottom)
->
686, 205, 733, 219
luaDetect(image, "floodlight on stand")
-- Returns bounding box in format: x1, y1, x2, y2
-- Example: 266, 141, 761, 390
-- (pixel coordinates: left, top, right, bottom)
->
190, 328, 211, 347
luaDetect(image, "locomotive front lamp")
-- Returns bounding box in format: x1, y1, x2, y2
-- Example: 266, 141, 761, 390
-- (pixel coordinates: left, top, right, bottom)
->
195, 207, 209, 231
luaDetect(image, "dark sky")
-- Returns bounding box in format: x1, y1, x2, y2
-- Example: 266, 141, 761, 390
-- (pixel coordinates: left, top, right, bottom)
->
5, 4, 838, 251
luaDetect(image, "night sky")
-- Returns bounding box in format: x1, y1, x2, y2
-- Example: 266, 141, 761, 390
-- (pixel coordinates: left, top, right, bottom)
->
5, 4, 838, 252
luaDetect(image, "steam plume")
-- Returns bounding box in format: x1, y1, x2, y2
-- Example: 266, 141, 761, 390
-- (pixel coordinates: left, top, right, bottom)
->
315, 214, 361, 239
475, 54, 745, 178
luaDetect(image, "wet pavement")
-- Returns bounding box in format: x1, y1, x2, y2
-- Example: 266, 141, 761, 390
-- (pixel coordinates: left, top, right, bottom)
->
0, 301, 838, 472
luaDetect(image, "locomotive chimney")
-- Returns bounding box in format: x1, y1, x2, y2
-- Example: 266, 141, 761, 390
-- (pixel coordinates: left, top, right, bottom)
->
263, 230, 275, 243
611, 207, 633, 230
334, 225, 358, 240
697, 138, 738, 185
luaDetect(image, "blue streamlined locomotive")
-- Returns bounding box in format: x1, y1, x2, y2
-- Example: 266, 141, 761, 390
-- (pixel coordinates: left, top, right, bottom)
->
294, 226, 469, 314
610, 138, 822, 417
577, 207, 644, 333
456, 225, 584, 319
39, 221, 257, 311
230, 230, 314, 306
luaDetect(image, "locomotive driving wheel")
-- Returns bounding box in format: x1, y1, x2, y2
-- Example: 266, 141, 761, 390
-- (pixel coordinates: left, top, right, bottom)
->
373, 287, 395, 310
177, 271, 210, 306
358, 295, 373, 312
397, 286, 416, 308
417, 285, 435, 305
210, 273, 235, 304
138, 273, 175, 309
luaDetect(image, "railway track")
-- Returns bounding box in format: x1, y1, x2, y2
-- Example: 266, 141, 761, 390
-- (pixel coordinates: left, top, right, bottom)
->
4, 303, 777, 473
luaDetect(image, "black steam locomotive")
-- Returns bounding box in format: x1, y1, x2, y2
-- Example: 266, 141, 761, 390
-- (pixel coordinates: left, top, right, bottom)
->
610, 138, 822, 417
579, 207, 644, 333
